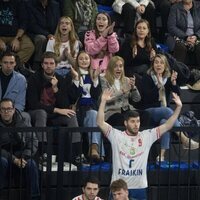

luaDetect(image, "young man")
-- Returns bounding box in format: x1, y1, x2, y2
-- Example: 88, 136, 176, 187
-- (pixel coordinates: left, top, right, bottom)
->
110, 179, 129, 200
97, 89, 182, 200
72, 176, 103, 200
26, 51, 81, 161
0, 98, 39, 200
0, 51, 31, 125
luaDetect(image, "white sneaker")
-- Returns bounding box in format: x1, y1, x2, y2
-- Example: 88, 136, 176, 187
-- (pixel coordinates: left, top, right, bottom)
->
182, 139, 199, 150
156, 155, 165, 162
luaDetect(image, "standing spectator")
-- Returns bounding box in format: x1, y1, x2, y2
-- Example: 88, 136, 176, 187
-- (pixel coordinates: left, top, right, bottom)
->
0, 98, 39, 200
62, 0, 97, 43
26, 52, 81, 160
26, 0, 60, 70
46, 16, 79, 77
119, 19, 157, 77
0, 0, 34, 65
73, 51, 105, 161
84, 12, 119, 73
72, 176, 103, 200
97, 89, 182, 200
0, 52, 31, 125
136, 54, 199, 161
112, 0, 156, 37
167, 0, 200, 69
110, 179, 129, 200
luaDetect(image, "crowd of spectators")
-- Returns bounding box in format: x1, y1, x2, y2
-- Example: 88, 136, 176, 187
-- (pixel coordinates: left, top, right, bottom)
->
1, 0, 200, 199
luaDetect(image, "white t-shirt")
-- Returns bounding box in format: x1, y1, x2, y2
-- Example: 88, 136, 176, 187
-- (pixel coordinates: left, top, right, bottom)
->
46, 38, 79, 69
105, 125, 160, 189
72, 194, 103, 200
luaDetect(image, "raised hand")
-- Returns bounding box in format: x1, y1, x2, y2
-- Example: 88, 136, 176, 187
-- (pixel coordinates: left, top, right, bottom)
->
101, 89, 113, 102
101, 22, 115, 38
128, 75, 136, 89
171, 70, 178, 85
172, 92, 182, 108
70, 66, 79, 81
90, 67, 101, 82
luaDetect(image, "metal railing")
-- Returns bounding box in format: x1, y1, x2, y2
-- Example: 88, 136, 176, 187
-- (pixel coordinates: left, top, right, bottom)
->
0, 126, 200, 200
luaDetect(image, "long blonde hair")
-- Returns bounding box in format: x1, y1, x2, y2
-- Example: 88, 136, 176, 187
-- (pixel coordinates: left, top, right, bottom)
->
148, 54, 171, 78
105, 56, 126, 86
54, 16, 78, 58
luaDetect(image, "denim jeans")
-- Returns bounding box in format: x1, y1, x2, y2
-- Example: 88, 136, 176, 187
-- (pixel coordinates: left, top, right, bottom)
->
84, 109, 105, 156
0, 157, 40, 198
145, 107, 181, 149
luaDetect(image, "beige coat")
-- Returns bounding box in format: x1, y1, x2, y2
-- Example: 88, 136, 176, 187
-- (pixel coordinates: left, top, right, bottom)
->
100, 76, 141, 120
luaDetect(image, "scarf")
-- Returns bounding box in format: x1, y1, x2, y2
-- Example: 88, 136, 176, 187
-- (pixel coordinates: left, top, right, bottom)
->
76, 0, 93, 26
151, 72, 168, 107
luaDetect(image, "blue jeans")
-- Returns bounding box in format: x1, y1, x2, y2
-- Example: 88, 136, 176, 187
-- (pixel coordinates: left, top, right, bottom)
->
84, 109, 105, 156
145, 107, 181, 149
109, 188, 147, 200
0, 157, 40, 198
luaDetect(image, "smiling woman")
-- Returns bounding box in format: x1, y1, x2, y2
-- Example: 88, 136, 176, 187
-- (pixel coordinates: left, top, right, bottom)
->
84, 12, 119, 74
46, 16, 80, 77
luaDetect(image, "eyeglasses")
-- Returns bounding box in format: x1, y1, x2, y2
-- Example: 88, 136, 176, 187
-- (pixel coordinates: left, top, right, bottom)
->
0, 107, 14, 113
2, 61, 15, 65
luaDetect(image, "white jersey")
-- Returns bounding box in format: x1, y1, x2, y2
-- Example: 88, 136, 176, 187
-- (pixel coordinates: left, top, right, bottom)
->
105, 125, 160, 189
72, 194, 103, 200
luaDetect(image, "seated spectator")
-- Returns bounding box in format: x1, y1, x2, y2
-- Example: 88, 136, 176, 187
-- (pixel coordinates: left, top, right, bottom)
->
110, 179, 129, 200
62, 0, 98, 43
0, 52, 31, 126
73, 51, 105, 161
46, 16, 80, 77
26, 0, 60, 71
84, 12, 119, 74
153, 0, 182, 42
136, 54, 199, 161
0, 0, 34, 65
167, 0, 200, 69
26, 52, 81, 161
112, 0, 156, 37
100, 56, 150, 127
0, 98, 39, 200
119, 19, 157, 77
72, 176, 103, 200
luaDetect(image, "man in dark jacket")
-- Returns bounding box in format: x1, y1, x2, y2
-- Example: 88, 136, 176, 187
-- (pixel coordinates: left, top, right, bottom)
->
26, 51, 81, 161
26, 0, 60, 70
0, 98, 39, 199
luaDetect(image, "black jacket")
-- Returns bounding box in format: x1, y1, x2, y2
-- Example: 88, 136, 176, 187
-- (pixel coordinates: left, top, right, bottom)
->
26, 0, 60, 37
26, 70, 81, 113
0, 110, 38, 161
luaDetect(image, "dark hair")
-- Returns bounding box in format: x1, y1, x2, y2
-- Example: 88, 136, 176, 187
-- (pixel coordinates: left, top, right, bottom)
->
131, 19, 152, 52
110, 179, 128, 192
94, 12, 112, 37
124, 110, 140, 121
41, 51, 58, 64
0, 98, 14, 108
1, 51, 17, 61
83, 176, 100, 188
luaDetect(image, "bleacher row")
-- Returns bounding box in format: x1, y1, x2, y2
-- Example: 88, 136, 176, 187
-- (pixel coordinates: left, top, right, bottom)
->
1, 126, 200, 200
1, 0, 200, 200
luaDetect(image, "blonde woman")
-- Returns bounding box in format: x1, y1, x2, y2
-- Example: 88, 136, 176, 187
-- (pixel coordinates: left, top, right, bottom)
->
137, 54, 199, 161
46, 16, 80, 77
100, 56, 147, 126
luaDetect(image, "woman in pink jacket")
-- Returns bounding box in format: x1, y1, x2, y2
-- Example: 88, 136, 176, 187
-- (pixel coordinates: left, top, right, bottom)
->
84, 12, 119, 73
